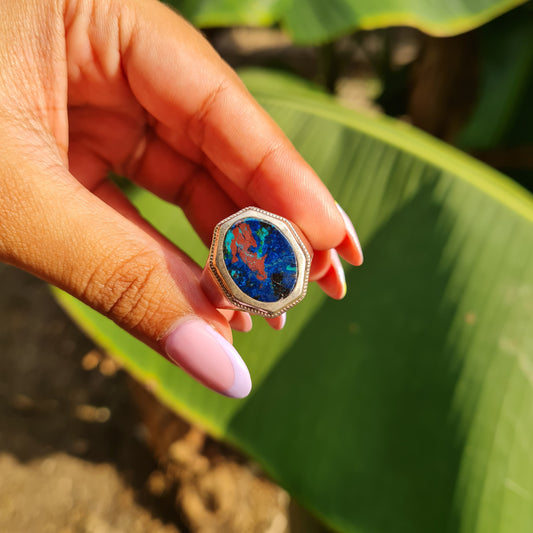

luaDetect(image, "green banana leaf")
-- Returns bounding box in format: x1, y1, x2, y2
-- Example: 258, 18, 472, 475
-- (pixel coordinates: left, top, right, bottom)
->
54, 69, 533, 533
168, 0, 284, 28
167, 0, 529, 44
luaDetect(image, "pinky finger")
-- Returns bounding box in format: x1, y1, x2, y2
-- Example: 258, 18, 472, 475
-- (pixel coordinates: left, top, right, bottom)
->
266, 313, 286, 330
220, 309, 253, 333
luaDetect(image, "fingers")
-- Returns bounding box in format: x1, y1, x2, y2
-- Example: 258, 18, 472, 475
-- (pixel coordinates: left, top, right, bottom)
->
314, 206, 363, 299
335, 203, 364, 267
124, 133, 240, 247
69, 139, 289, 334
120, 134, 356, 305
317, 250, 347, 300
65, 0, 363, 268
63, 0, 362, 334
219, 309, 253, 333
266, 314, 286, 330
0, 133, 251, 398
114, 0, 361, 263
70, 139, 256, 331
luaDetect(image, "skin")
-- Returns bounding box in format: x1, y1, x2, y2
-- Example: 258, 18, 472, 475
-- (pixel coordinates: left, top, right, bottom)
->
0, 0, 360, 367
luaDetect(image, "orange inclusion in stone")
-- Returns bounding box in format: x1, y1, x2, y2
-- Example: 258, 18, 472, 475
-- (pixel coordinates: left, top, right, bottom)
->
230, 223, 268, 281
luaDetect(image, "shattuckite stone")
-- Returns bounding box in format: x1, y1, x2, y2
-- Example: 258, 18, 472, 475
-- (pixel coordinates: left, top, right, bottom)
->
223, 217, 297, 302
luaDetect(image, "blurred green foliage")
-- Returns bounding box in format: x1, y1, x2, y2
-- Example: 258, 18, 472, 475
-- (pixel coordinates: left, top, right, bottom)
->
168, 0, 529, 44
457, 5, 533, 150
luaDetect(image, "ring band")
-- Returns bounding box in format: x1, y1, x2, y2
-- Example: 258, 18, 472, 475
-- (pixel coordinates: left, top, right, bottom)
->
201, 207, 313, 318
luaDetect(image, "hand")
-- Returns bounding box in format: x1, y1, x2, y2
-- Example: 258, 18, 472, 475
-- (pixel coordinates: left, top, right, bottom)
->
0, 0, 363, 398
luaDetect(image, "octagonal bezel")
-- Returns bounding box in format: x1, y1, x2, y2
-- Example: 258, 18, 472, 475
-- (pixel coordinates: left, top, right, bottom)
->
207, 207, 311, 318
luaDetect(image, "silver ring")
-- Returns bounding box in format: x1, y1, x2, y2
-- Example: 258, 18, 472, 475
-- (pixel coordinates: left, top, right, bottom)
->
201, 207, 312, 318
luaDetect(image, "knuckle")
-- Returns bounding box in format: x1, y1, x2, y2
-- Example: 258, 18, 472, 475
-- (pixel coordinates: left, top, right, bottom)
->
173, 165, 204, 210
186, 80, 230, 149
86, 249, 166, 332
244, 142, 284, 196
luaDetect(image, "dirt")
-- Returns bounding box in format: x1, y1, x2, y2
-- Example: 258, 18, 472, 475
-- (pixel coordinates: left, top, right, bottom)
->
0, 263, 289, 533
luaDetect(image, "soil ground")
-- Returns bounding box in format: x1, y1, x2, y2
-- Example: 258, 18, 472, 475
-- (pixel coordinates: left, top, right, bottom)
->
0, 264, 288, 533
0, 262, 182, 532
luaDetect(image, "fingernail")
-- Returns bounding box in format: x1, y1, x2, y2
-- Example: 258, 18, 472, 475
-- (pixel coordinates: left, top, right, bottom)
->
331, 250, 347, 298
336, 203, 363, 265
164, 319, 251, 398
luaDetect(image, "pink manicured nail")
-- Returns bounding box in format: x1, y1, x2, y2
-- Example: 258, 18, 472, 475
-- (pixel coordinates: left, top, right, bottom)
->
336, 203, 363, 266
331, 250, 347, 299
164, 319, 251, 398
317, 250, 347, 299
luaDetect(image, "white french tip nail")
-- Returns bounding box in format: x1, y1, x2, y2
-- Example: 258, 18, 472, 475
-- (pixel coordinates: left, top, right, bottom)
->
164, 319, 252, 399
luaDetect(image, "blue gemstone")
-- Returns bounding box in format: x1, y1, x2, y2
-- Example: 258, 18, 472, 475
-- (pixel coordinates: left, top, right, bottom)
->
223, 217, 298, 303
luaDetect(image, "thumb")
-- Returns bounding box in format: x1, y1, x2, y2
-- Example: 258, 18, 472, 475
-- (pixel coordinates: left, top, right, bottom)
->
0, 146, 251, 398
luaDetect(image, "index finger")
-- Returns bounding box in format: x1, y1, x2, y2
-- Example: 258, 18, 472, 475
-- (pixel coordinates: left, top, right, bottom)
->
116, 0, 359, 261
